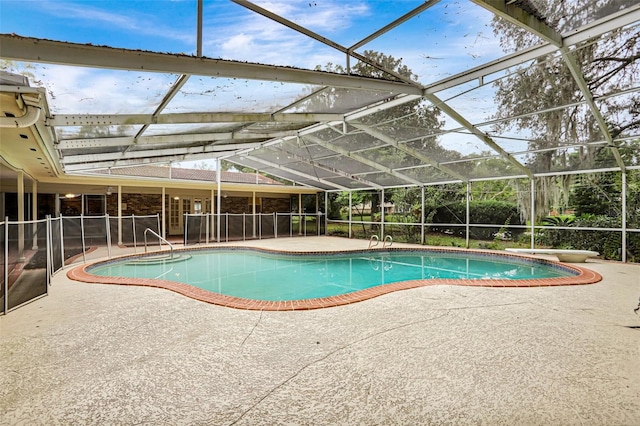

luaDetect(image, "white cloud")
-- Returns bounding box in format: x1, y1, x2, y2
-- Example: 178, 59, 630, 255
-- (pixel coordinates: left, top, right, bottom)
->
38, 1, 194, 46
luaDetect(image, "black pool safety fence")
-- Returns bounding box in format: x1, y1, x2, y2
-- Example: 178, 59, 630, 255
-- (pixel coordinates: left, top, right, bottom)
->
0, 214, 162, 315
183, 212, 326, 245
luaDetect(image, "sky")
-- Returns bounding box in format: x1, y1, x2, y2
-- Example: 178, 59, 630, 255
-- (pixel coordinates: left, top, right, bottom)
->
0, 0, 532, 167
0, 0, 505, 83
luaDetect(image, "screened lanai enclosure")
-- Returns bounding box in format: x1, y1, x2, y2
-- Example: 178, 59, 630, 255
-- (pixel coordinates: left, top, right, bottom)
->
1, 0, 639, 268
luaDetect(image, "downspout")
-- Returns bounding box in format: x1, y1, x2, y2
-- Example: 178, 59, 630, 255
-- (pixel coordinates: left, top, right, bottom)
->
0, 103, 41, 128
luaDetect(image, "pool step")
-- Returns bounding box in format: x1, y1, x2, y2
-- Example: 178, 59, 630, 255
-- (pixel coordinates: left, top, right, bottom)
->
126, 254, 191, 265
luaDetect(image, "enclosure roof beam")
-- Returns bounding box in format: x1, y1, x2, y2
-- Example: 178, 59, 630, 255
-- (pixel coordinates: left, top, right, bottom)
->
348, 0, 441, 51
471, 0, 563, 47
62, 142, 262, 166
253, 147, 383, 189
425, 4, 640, 94
133, 74, 191, 141
351, 123, 468, 182
47, 112, 345, 127
235, 155, 348, 190
62, 151, 229, 172
424, 93, 533, 178
231, 0, 422, 88
560, 47, 626, 171
57, 131, 291, 150
0, 34, 422, 96
303, 134, 424, 186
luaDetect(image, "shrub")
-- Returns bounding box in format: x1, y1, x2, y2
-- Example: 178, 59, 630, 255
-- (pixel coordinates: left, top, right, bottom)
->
537, 215, 637, 261
430, 200, 524, 240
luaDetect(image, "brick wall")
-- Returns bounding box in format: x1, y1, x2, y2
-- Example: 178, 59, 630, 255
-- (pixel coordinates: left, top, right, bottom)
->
106, 193, 163, 216
262, 197, 290, 213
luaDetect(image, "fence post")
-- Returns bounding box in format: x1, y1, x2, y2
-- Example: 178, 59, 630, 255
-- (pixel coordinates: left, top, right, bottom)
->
206, 212, 210, 244
183, 214, 187, 246
132, 214, 138, 252
4, 217, 9, 314
59, 215, 65, 269
105, 214, 111, 258
274, 212, 277, 238
46, 216, 51, 287
80, 215, 87, 263
156, 214, 162, 249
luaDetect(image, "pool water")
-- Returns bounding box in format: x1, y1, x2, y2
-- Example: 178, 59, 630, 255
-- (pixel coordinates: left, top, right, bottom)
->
89, 249, 576, 301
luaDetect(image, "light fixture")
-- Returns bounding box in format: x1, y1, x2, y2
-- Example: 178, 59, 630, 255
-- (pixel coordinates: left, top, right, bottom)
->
64, 193, 77, 198
106, 187, 113, 195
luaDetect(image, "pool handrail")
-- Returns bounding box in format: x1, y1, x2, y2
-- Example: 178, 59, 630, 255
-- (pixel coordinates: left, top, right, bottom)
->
144, 228, 174, 259
369, 234, 393, 249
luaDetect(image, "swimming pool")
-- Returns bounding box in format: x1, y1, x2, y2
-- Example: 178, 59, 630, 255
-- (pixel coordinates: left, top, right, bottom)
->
69, 247, 602, 310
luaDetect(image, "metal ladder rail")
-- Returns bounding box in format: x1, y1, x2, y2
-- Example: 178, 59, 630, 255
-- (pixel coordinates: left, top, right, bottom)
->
144, 228, 175, 259
369, 234, 393, 249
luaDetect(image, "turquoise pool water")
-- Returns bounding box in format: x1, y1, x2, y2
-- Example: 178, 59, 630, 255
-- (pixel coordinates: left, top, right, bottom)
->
89, 249, 577, 301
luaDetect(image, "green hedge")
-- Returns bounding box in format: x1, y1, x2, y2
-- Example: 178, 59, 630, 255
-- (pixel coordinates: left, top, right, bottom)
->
429, 200, 524, 240
538, 215, 639, 261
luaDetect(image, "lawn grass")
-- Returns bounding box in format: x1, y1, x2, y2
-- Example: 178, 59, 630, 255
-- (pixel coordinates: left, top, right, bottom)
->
326, 222, 530, 251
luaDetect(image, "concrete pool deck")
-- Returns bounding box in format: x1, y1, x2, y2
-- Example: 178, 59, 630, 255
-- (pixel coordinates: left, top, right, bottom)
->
1, 236, 639, 424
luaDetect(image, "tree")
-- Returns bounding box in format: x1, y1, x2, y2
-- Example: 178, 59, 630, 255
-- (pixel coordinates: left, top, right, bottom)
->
489, 0, 640, 219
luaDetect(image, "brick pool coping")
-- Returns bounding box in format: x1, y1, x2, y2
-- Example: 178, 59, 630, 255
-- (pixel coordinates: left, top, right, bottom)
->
66, 247, 603, 311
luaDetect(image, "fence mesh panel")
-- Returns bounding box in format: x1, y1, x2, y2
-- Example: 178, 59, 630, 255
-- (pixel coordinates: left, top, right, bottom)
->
228, 214, 244, 240
50, 217, 63, 273
184, 214, 204, 245
82, 216, 108, 248
276, 214, 291, 237
260, 214, 274, 238
7, 221, 48, 311
133, 215, 161, 248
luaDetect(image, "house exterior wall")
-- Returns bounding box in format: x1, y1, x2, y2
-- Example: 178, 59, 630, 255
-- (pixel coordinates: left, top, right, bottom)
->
106, 193, 163, 216
262, 197, 290, 213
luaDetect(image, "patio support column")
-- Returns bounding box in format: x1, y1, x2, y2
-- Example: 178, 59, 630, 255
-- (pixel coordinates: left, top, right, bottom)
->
210, 187, 214, 242
216, 159, 221, 243
348, 191, 352, 239
252, 191, 256, 238
380, 188, 385, 239
117, 185, 122, 245
466, 182, 470, 249
530, 178, 535, 249
162, 187, 166, 239
298, 192, 302, 235
32, 180, 38, 250
324, 192, 328, 236
622, 171, 627, 263
0, 192, 4, 219
17, 171, 24, 261
54, 193, 60, 217
421, 186, 425, 245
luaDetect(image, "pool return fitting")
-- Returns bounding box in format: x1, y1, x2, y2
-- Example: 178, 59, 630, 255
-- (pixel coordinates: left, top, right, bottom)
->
368, 234, 393, 249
